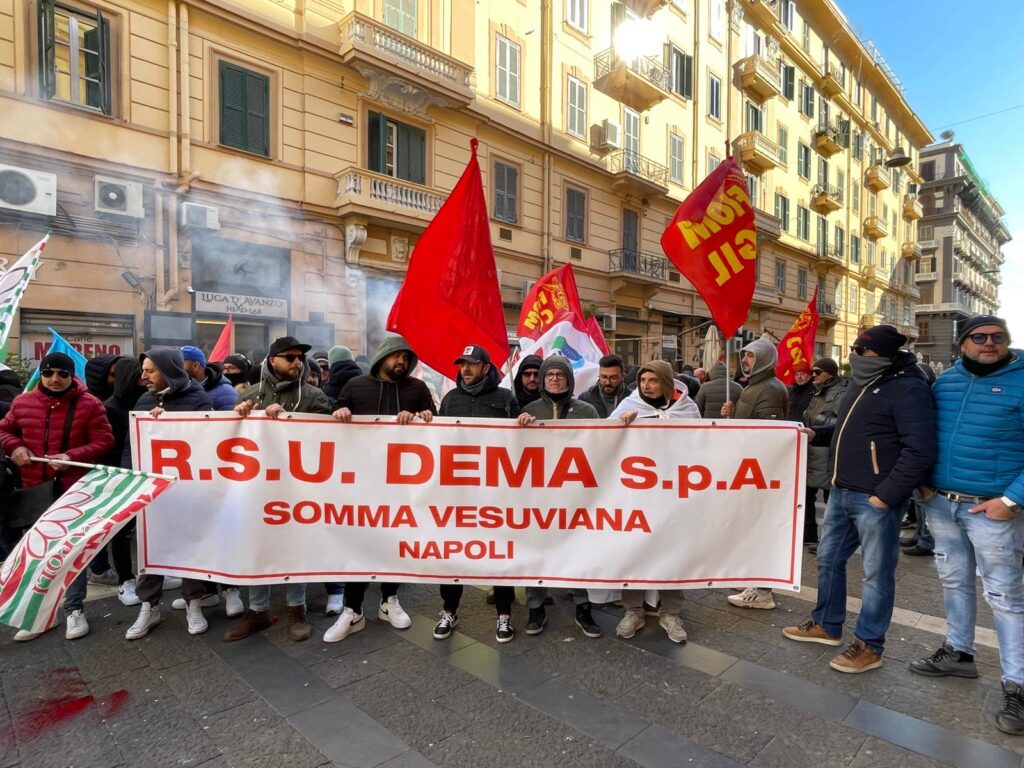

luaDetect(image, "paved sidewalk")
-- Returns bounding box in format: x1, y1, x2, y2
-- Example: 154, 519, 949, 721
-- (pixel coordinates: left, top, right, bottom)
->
0, 551, 1020, 768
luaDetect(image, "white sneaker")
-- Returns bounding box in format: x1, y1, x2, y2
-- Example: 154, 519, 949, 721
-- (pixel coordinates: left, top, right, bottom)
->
659, 614, 688, 644
727, 588, 776, 610
324, 608, 364, 643
126, 602, 161, 640
65, 610, 89, 640
615, 608, 646, 639
172, 593, 219, 610
118, 579, 140, 606
223, 588, 244, 617
185, 599, 208, 635
14, 629, 41, 642
162, 576, 183, 590
378, 596, 412, 629
325, 593, 344, 616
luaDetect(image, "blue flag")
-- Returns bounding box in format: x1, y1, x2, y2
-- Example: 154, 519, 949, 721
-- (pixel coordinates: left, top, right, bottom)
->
24, 328, 89, 391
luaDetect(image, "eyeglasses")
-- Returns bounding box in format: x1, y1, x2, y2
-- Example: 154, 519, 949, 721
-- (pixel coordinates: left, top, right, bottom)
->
275, 353, 304, 363
544, 372, 568, 380
966, 332, 1008, 345
521, 371, 539, 378
850, 345, 866, 355
811, 369, 824, 375
598, 375, 622, 382
41, 369, 72, 379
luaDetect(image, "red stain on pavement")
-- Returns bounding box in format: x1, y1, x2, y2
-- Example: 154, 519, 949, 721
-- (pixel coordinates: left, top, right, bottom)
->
7, 667, 131, 743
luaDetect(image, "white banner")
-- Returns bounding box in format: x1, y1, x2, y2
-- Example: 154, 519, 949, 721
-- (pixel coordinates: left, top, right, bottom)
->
131, 414, 806, 590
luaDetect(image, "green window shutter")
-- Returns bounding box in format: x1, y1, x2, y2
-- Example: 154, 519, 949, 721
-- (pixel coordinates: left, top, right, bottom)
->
84, 9, 111, 114
396, 122, 425, 184
682, 53, 694, 100
219, 62, 247, 149
38, 0, 56, 99
507, 165, 518, 223
245, 70, 269, 156
368, 111, 384, 173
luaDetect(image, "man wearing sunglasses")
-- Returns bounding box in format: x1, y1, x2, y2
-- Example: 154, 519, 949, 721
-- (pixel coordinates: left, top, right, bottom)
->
783, 325, 935, 674
909, 315, 1024, 735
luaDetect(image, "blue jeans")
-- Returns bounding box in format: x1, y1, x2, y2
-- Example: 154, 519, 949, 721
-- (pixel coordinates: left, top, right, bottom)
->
64, 570, 89, 615
248, 583, 306, 612
925, 494, 1024, 685
812, 488, 903, 654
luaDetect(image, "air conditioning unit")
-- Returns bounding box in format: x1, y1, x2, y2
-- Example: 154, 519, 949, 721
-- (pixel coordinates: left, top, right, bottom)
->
600, 119, 622, 150
521, 279, 536, 299
0, 164, 56, 216
181, 202, 220, 230
94, 176, 145, 218
602, 315, 617, 332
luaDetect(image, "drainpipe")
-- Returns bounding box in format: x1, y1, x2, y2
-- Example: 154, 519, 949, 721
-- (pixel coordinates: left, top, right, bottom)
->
178, 2, 191, 176
540, 0, 553, 274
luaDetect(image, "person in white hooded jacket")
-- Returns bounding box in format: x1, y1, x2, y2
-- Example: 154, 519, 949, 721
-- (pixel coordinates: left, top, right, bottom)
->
609, 360, 699, 643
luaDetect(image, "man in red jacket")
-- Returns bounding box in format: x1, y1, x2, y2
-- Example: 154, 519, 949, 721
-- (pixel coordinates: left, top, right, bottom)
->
0, 351, 114, 642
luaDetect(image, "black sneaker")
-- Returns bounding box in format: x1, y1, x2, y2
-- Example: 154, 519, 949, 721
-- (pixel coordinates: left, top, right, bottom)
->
899, 536, 918, 547
909, 645, 978, 678
575, 602, 601, 638
496, 614, 515, 643
432, 610, 458, 640
996, 681, 1024, 735
526, 606, 546, 635
902, 544, 934, 557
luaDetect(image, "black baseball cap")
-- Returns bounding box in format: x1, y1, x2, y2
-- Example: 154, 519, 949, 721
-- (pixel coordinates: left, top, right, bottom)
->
453, 344, 491, 365
269, 336, 312, 357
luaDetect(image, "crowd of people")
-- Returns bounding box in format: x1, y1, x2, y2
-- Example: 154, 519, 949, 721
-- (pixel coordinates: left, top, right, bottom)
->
0, 315, 1022, 735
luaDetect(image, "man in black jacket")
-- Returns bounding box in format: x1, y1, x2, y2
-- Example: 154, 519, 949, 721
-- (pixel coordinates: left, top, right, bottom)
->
432, 345, 519, 642
512, 354, 542, 408
783, 325, 936, 673
125, 347, 215, 642
326, 336, 436, 642
579, 354, 629, 417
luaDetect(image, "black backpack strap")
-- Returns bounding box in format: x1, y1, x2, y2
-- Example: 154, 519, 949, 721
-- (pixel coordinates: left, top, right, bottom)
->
51, 395, 78, 486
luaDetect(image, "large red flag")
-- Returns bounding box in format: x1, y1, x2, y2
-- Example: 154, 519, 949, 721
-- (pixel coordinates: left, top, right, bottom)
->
387, 139, 508, 373
517, 264, 608, 353
660, 157, 757, 337
209, 314, 233, 363
775, 287, 820, 385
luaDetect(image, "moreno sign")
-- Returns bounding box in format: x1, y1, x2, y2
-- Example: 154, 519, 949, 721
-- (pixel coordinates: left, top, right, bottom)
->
131, 414, 806, 590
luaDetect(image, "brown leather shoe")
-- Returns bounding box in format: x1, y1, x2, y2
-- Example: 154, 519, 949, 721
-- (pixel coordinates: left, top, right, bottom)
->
288, 605, 312, 642
783, 619, 842, 646
223, 609, 271, 642
830, 640, 883, 673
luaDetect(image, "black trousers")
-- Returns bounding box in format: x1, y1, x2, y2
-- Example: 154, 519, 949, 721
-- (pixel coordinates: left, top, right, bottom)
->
345, 581, 399, 613
440, 585, 514, 615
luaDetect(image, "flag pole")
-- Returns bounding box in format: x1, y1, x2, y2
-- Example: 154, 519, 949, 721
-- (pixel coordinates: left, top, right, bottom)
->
28, 456, 177, 482
723, 324, 730, 411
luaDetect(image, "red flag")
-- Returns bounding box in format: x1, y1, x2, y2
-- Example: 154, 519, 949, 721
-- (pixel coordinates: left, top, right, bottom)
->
209, 314, 233, 363
775, 287, 820, 385
660, 157, 757, 337
387, 140, 508, 373
517, 264, 609, 354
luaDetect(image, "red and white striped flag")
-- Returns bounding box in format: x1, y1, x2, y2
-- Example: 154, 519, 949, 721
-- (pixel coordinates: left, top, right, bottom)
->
0, 467, 175, 633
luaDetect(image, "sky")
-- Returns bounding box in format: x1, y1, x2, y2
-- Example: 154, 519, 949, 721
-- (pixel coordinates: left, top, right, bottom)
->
837, 0, 1024, 339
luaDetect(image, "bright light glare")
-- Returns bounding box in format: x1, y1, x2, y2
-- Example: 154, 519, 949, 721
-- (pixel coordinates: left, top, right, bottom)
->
613, 19, 661, 61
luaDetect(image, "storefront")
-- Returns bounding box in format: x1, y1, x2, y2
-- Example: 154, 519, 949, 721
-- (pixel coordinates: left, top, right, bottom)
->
19, 310, 136, 368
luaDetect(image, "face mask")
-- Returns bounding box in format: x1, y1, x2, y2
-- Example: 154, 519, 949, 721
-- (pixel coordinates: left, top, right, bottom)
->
849, 354, 891, 386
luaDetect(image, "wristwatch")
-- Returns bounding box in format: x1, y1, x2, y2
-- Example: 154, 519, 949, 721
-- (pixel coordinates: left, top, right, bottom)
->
1000, 496, 1022, 512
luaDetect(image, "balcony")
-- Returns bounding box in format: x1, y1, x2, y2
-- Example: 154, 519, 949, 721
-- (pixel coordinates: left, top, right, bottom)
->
915, 271, 937, 282
817, 300, 839, 321
334, 167, 446, 225
915, 301, 972, 315
593, 49, 671, 112
733, 131, 780, 175
862, 215, 888, 241
607, 149, 669, 199
900, 324, 920, 341
918, 239, 937, 252
862, 264, 879, 289
902, 241, 922, 261
810, 183, 843, 215
812, 121, 843, 158
609, 249, 668, 300
736, 54, 781, 103
619, 0, 669, 16
954, 232, 969, 255
865, 164, 891, 192
902, 194, 923, 221
338, 12, 474, 107
814, 241, 843, 267
820, 61, 845, 98
859, 312, 885, 328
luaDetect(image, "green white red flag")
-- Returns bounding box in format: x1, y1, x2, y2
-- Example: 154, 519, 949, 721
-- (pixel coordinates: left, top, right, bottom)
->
0, 234, 48, 362
0, 466, 175, 633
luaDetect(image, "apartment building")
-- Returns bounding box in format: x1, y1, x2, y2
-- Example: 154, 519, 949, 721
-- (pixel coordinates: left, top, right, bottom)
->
0, 0, 930, 368
913, 140, 1008, 366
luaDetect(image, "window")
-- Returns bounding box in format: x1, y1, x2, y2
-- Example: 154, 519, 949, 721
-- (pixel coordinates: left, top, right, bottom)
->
817, 157, 829, 188
819, 95, 830, 125
566, 76, 586, 138
775, 260, 786, 294
39, 1, 112, 114
777, 126, 788, 164
219, 62, 270, 157
669, 133, 685, 184
774, 193, 790, 232
834, 282, 843, 309
834, 225, 845, 257
797, 143, 811, 178
368, 111, 425, 183
707, 154, 721, 174
796, 205, 810, 240
745, 100, 763, 134
851, 235, 860, 264
383, 0, 416, 37
865, 293, 875, 315
708, 74, 721, 119
852, 131, 863, 160
710, 0, 724, 41
920, 161, 935, 181
816, 215, 827, 254
849, 286, 859, 314
493, 161, 518, 225
799, 82, 815, 118
669, 46, 694, 99
746, 174, 758, 209
779, 0, 796, 31
565, 187, 586, 243
797, 267, 808, 300
566, 0, 587, 33
852, 182, 860, 211
836, 168, 845, 198
801, 19, 810, 51
781, 64, 795, 100
495, 35, 520, 107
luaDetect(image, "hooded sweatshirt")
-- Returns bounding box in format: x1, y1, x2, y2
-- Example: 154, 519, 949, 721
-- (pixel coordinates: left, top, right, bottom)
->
134, 347, 213, 413
694, 361, 743, 418
336, 336, 436, 417
512, 354, 543, 407
323, 357, 364, 402
199, 363, 239, 411
732, 339, 788, 420
237, 355, 332, 414
84, 354, 124, 401
103, 357, 145, 466
0, 367, 21, 418
609, 360, 700, 420
522, 357, 599, 420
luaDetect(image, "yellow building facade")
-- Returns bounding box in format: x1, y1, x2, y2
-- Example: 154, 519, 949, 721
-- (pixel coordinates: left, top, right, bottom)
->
0, 0, 930, 368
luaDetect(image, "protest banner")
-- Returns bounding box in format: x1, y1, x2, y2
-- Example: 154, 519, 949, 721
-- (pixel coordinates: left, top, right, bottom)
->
131, 414, 806, 591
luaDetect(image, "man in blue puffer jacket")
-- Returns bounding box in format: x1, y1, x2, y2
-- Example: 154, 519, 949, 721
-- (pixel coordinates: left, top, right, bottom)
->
908, 315, 1024, 736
